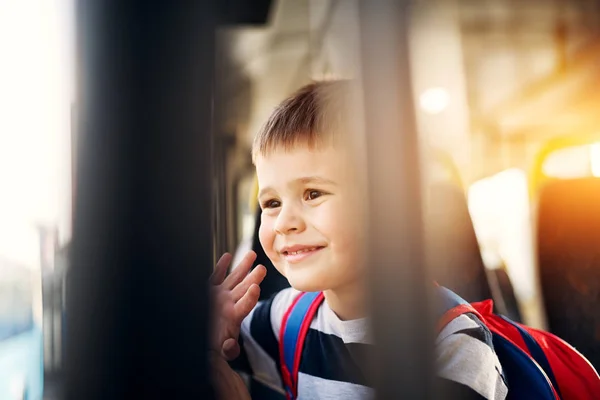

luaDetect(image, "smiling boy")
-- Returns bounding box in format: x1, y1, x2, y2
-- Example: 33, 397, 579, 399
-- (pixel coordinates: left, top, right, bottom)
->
211, 80, 508, 400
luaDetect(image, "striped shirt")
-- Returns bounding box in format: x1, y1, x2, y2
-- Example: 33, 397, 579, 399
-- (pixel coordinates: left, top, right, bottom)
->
237, 287, 508, 400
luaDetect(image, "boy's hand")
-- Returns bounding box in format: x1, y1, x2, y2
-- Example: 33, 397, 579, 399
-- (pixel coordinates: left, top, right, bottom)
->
210, 351, 252, 400
211, 251, 266, 361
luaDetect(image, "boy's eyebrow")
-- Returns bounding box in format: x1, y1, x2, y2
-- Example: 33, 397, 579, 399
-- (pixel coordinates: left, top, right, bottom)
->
257, 186, 273, 200
257, 176, 337, 199
297, 176, 337, 186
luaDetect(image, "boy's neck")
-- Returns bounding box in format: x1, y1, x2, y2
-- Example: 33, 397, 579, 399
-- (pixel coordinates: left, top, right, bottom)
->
323, 281, 368, 321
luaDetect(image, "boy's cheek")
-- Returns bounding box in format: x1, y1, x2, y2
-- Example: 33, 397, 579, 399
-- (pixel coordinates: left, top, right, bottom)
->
257, 223, 289, 279
258, 222, 277, 258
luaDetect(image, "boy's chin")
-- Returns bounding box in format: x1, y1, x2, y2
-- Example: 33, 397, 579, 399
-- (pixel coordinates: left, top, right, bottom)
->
285, 271, 330, 293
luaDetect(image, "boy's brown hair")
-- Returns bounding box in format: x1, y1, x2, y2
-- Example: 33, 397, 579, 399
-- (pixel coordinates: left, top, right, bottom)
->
251, 79, 357, 163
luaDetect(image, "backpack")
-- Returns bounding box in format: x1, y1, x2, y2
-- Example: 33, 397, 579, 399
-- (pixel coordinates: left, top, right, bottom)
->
279, 288, 600, 400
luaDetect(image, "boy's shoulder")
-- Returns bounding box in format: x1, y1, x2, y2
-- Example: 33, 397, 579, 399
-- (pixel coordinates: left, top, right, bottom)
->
435, 311, 508, 399
243, 287, 301, 337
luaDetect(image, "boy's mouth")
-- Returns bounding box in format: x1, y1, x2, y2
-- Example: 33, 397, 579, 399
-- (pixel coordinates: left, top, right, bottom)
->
281, 245, 325, 263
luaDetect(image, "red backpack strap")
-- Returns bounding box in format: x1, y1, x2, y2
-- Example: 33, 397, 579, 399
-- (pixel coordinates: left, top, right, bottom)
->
436, 285, 483, 333
279, 292, 325, 400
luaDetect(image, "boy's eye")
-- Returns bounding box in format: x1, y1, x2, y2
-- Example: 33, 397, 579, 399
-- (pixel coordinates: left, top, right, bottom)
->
305, 190, 323, 201
261, 199, 281, 209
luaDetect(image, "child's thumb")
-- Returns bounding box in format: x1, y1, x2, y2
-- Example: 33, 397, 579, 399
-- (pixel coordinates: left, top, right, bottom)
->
222, 337, 240, 361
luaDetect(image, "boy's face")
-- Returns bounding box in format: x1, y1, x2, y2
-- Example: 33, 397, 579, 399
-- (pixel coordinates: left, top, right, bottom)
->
256, 145, 366, 293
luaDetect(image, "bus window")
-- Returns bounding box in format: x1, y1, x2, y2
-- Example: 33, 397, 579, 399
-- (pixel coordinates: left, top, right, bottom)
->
531, 135, 600, 197
0, 258, 43, 400
232, 173, 256, 268
0, 262, 34, 340
236, 173, 257, 246
542, 145, 593, 179
0, 0, 74, 398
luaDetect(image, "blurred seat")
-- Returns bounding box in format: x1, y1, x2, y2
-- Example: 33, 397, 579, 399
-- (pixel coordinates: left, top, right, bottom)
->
537, 177, 600, 369
486, 265, 522, 323
425, 182, 493, 303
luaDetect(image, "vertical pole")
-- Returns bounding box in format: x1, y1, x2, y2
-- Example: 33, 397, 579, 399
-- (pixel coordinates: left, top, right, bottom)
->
67, 1, 216, 398
358, 1, 436, 398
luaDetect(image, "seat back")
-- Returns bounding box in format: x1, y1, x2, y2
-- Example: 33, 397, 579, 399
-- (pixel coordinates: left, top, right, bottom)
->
537, 177, 600, 368
486, 265, 522, 323
425, 183, 493, 302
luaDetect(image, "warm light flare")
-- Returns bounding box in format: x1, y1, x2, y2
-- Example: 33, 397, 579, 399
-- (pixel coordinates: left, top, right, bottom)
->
589, 143, 600, 177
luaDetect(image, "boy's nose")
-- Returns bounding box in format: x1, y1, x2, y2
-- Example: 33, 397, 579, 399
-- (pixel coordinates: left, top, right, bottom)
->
274, 205, 306, 235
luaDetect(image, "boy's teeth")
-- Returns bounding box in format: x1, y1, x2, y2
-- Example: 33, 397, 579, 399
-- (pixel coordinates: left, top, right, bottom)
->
289, 247, 317, 255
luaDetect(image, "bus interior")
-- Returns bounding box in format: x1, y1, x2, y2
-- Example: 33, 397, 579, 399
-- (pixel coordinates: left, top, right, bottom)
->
0, 0, 599, 398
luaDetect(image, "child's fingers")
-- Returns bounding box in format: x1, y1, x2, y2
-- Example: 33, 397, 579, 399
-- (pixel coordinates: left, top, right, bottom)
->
234, 284, 261, 324
222, 251, 257, 290
209, 291, 234, 351
211, 253, 232, 285
222, 338, 241, 361
231, 265, 266, 302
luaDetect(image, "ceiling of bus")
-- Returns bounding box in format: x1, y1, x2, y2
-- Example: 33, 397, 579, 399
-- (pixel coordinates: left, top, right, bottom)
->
221, 0, 600, 181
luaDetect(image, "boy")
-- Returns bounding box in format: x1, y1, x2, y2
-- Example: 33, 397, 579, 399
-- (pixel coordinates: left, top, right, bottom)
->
210, 80, 508, 399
